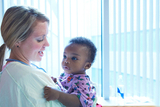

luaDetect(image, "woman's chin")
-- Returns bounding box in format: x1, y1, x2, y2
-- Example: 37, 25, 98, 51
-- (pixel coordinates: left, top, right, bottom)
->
32, 58, 42, 62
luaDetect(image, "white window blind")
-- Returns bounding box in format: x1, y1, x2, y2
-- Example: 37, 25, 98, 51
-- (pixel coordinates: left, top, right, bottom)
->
108, 0, 160, 106
1, 0, 160, 106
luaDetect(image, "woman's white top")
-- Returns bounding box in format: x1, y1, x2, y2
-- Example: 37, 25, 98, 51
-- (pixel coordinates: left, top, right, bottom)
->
0, 62, 64, 107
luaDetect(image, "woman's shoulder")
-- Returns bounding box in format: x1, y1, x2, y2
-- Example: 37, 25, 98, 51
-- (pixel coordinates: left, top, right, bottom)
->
5, 61, 45, 73
4, 62, 36, 73
4, 61, 31, 69
2, 61, 57, 88
3, 62, 48, 82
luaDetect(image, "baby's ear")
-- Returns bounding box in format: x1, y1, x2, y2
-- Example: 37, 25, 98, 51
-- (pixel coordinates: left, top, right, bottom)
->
85, 62, 91, 70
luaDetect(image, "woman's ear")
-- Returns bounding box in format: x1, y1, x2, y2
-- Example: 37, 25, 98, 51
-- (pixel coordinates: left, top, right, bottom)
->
84, 62, 91, 70
15, 41, 21, 47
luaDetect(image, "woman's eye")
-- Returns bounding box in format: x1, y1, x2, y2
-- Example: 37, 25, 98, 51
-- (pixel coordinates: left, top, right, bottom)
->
37, 39, 43, 42
37, 36, 45, 42
72, 57, 77, 60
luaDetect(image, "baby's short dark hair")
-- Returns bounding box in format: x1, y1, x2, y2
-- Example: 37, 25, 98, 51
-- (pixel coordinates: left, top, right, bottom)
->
69, 37, 97, 64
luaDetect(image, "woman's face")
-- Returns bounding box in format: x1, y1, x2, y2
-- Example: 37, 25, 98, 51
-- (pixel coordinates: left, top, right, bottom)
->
18, 21, 49, 63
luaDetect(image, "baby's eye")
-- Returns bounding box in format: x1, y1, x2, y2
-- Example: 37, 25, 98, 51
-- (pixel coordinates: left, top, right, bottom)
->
63, 55, 66, 59
72, 57, 77, 60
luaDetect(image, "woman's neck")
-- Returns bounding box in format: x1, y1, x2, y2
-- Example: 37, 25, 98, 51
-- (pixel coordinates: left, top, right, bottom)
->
9, 51, 30, 65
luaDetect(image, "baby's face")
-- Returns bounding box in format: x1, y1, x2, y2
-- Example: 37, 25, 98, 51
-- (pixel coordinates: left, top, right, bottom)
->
61, 44, 90, 74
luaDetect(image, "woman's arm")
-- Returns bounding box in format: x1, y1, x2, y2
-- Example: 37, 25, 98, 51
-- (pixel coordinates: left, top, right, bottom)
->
44, 86, 81, 107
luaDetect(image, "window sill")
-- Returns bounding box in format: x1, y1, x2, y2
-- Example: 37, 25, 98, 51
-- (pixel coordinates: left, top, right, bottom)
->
97, 97, 156, 107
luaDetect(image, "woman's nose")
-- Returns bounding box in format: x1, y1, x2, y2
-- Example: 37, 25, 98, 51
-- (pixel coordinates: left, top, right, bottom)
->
44, 37, 50, 47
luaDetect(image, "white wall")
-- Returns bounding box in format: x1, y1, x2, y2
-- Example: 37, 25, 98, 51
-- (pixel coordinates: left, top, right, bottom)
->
0, 0, 3, 45
0, 0, 2, 22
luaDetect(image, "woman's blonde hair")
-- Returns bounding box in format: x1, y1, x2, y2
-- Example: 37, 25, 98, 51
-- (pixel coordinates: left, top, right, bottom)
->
0, 6, 49, 71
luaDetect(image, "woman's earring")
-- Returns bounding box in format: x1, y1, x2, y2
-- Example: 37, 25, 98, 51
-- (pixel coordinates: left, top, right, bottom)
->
17, 46, 19, 48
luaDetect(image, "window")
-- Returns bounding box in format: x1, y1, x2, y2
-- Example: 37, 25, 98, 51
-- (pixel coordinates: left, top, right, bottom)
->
107, 0, 160, 106
1, 0, 160, 106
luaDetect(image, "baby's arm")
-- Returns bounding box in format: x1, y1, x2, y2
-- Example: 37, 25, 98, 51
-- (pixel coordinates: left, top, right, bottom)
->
44, 86, 81, 107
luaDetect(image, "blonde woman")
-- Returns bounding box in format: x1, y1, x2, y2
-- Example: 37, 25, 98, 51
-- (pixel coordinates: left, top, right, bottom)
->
0, 6, 64, 107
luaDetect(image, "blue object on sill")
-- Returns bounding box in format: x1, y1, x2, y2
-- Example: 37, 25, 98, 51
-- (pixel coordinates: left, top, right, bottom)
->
117, 87, 124, 99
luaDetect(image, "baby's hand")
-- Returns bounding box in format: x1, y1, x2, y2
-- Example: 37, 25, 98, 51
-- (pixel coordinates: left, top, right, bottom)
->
44, 86, 59, 101
51, 77, 57, 83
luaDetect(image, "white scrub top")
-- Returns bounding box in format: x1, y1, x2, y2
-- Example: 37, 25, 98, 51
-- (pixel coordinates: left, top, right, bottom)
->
0, 61, 65, 107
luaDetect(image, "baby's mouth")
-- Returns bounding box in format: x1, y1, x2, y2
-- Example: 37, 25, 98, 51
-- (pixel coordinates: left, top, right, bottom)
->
64, 66, 69, 70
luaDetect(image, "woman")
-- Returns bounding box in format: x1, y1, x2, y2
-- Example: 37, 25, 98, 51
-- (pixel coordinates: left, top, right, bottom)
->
0, 6, 64, 107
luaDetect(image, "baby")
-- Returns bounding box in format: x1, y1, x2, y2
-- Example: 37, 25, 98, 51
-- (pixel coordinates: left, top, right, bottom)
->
44, 37, 97, 107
